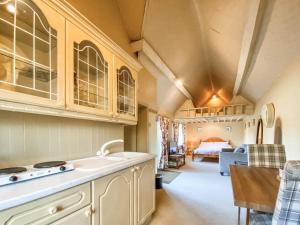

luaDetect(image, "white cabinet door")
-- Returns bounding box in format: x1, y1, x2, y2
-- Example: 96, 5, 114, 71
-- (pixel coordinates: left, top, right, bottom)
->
66, 20, 113, 117
134, 160, 155, 225
92, 167, 134, 225
51, 206, 92, 225
0, 0, 65, 108
113, 56, 138, 123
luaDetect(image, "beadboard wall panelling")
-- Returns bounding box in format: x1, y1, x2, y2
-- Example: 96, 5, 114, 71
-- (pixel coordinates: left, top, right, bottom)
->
0, 111, 124, 167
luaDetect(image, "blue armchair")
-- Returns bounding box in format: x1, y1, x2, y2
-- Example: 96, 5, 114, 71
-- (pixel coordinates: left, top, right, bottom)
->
219, 145, 248, 176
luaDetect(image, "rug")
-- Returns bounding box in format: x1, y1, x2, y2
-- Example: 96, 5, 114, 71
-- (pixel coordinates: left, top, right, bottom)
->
158, 170, 181, 184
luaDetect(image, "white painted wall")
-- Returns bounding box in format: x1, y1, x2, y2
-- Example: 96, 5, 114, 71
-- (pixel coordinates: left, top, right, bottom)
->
186, 122, 245, 149
244, 59, 300, 160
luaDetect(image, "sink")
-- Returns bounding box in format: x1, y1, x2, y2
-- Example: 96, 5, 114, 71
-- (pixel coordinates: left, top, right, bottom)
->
108, 152, 148, 159
74, 152, 148, 172
74, 157, 124, 172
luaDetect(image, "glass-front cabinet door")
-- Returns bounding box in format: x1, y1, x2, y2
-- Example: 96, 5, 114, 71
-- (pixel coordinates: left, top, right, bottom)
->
114, 57, 137, 121
0, 0, 65, 107
66, 21, 113, 116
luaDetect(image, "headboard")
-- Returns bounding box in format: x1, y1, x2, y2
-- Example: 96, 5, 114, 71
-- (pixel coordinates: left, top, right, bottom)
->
202, 137, 228, 143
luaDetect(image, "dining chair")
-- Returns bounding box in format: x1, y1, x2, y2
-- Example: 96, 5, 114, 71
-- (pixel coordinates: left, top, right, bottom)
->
250, 160, 300, 225
247, 144, 286, 169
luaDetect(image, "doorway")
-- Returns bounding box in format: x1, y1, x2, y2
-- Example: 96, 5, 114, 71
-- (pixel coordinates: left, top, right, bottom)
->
256, 119, 264, 144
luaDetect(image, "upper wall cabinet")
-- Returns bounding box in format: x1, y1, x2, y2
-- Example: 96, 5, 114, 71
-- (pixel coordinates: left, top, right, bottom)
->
0, 0, 65, 108
0, 0, 141, 124
66, 21, 113, 117
114, 57, 138, 122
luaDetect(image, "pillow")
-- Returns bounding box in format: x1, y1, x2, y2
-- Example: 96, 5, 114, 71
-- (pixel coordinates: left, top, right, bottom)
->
234, 146, 246, 153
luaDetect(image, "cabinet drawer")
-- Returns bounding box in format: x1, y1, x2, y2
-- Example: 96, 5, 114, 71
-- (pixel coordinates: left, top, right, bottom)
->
0, 183, 91, 225
50, 205, 92, 225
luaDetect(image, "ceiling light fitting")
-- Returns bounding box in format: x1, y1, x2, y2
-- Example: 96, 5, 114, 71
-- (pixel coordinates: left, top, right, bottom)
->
6, 4, 16, 14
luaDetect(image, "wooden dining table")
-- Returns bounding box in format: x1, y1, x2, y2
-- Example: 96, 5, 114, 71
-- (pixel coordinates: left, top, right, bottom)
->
230, 165, 280, 225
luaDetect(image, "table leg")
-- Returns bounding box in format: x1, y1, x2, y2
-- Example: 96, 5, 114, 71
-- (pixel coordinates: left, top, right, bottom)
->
238, 207, 241, 225
246, 208, 250, 225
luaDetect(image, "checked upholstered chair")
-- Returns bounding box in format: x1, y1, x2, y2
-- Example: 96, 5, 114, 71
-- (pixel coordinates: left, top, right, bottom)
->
250, 161, 300, 225
247, 144, 286, 169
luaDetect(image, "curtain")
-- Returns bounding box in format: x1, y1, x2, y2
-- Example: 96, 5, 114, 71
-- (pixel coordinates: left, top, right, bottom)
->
158, 116, 170, 169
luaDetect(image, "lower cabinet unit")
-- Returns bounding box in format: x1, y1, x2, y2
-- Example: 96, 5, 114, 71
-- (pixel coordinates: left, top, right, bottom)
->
0, 159, 155, 225
92, 160, 155, 225
92, 167, 135, 225
135, 160, 156, 225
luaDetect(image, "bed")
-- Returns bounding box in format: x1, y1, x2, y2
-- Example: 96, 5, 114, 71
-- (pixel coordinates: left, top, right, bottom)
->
192, 137, 232, 161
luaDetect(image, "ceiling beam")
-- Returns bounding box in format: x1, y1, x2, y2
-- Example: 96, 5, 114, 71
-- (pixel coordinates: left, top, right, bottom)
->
131, 39, 193, 99
233, 0, 265, 95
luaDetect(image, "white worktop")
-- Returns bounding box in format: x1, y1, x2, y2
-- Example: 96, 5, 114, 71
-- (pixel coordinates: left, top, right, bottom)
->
0, 153, 155, 211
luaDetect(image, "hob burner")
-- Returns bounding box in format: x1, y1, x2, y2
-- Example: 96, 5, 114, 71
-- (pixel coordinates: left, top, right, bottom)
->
0, 167, 27, 175
33, 161, 66, 169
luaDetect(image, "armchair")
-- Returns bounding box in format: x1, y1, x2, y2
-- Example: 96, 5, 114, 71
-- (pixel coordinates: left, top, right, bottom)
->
219, 146, 248, 176
168, 141, 185, 169
250, 161, 300, 225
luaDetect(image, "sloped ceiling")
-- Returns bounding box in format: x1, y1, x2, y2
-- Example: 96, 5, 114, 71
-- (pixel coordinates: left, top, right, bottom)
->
142, 0, 213, 106
117, 0, 300, 109
119, 0, 251, 106
240, 0, 300, 102
116, 0, 146, 41
194, 0, 251, 104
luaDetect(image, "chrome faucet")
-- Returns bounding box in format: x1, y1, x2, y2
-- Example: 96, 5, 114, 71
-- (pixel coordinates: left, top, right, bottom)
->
96, 139, 124, 157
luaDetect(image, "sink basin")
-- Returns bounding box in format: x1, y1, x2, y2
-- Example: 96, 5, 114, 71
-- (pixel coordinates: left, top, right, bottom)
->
74, 157, 123, 172
108, 152, 148, 159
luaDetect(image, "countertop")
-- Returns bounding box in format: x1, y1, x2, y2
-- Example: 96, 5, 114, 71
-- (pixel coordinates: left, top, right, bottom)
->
0, 153, 155, 211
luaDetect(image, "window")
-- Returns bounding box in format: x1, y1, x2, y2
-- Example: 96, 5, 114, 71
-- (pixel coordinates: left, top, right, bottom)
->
73, 40, 108, 110
156, 118, 162, 169
178, 123, 184, 146
0, 0, 58, 99
117, 66, 135, 116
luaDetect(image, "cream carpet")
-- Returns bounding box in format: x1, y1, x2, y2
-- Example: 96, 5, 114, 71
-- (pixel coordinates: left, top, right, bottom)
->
149, 159, 246, 225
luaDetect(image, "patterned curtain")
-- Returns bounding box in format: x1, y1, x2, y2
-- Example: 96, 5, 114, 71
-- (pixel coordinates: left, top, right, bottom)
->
173, 122, 179, 149
158, 116, 170, 169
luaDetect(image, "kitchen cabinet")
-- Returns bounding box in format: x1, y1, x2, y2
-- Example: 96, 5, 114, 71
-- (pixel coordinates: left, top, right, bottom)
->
51, 205, 92, 225
92, 167, 134, 225
134, 160, 156, 225
92, 160, 155, 225
65, 21, 113, 117
0, 0, 141, 125
0, 160, 155, 225
0, 183, 91, 225
114, 56, 138, 122
0, 0, 65, 108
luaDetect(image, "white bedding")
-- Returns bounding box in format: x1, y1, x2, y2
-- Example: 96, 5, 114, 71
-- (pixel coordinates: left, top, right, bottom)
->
193, 142, 232, 155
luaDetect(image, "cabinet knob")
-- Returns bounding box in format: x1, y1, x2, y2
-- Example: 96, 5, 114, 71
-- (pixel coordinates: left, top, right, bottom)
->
85, 209, 92, 217
131, 168, 135, 173
48, 206, 58, 215
135, 166, 140, 171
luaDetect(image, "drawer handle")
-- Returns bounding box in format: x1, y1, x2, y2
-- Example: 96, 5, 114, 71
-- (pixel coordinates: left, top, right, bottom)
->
48, 206, 58, 215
